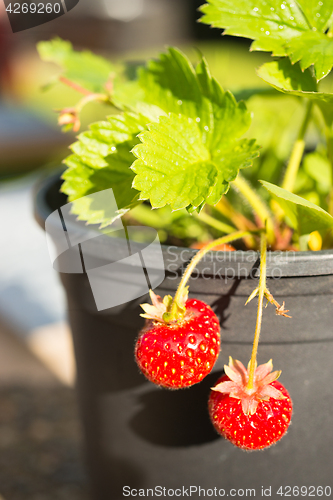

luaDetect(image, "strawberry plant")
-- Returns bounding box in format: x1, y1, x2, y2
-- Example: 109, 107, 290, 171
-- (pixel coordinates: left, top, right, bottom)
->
38, 0, 333, 452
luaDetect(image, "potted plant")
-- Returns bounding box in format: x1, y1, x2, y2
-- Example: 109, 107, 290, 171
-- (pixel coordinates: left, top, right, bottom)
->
34, 2, 333, 497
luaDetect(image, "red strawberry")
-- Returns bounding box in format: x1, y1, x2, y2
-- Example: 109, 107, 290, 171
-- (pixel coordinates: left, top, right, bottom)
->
135, 290, 220, 389
208, 357, 292, 450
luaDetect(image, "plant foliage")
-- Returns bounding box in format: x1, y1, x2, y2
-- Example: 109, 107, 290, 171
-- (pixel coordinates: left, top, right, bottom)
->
61, 48, 259, 225
37, 38, 115, 93
200, 0, 333, 80
260, 180, 333, 234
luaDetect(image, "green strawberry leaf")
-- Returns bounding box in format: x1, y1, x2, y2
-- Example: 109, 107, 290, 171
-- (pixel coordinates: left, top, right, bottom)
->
257, 59, 317, 93
260, 180, 333, 234
129, 48, 259, 211
137, 47, 204, 118
287, 31, 333, 80
132, 114, 217, 211
37, 38, 115, 93
199, 0, 333, 80
132, 113, 259, 211
296, 0, 333, 31
135, 48, 253, 140
257, 58, 333, 127
61, 47, 259, 222
199, 0, 308, 53
257, 58, 333, 104
62, 113, 148, 227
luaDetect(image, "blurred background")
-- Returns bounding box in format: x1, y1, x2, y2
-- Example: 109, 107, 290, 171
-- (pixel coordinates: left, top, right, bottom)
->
0, 0, 299, 498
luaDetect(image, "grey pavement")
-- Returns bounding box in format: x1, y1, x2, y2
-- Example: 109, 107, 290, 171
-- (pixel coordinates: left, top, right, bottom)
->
0, 172, 66, 336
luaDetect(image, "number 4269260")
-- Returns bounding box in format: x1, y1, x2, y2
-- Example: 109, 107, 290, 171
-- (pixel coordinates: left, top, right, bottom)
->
277, 486, 332, 497
6, 3, 62, 14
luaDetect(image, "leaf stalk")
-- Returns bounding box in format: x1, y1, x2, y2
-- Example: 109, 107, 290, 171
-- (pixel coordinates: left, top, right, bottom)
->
325, 126, 333, 215
232, 174, 275, 244
195, 211, 236, 235
282, 100, 313, 193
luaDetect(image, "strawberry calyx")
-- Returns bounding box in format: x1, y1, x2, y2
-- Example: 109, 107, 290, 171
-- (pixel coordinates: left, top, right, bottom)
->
140, 232, 252, 325
212, 357, 286, 416
140, 288, 189, 324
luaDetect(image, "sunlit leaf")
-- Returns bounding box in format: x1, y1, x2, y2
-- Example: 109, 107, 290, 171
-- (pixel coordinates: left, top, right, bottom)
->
37, 38, 115, 93
200, 0, 333, 80
260, 179, 333, 234
61, 113, 148, 226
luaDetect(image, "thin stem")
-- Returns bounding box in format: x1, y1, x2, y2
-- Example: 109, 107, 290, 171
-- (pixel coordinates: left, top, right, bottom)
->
195, 211, 236, 234
282, 101, 313, 192
246, 228, 267, 390
57, 93, 110, 132
325, 126, 333, 215
215, 196, 257, 232
76, 93, 110, 112
59, 76, 92, 96
214, 197, 257, 248
232, 174, 275, 244
169, 230, 253, 320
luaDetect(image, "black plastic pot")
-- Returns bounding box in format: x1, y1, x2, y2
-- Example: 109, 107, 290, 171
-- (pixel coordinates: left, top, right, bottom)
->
35, 172, 333, 500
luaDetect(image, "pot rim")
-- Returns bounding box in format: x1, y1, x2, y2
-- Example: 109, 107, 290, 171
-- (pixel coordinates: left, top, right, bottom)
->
33, 169, 333, 279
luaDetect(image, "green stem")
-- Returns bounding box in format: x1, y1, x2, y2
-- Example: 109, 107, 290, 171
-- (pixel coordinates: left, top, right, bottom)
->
195, 211, 236, 234
325, 126, 333, 215
246, 227, 267, 390
169, 230, 253, 321
76, 93, 110, 112
282, 101, 313, 193
214, 198, 257, 248
232, 174, 275, 244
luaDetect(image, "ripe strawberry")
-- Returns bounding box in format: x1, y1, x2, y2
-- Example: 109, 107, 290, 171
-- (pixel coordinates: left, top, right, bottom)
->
208, 357, 292, 450
135, 290, 220, 389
